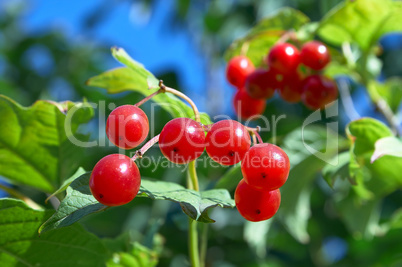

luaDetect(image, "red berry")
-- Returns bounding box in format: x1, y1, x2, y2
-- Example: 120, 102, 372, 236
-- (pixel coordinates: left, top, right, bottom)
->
233, 89, 266, 120
266, 43, 300, 74
159, 118, 206, 164
245, 68, 282, 99
278, 71, 303, 103
226, 56, 255, 88
241, 143, 290, 191
300, 41, 330, 70
89, 154, 141, 206
106, 105, 149, 149
235, 179, 281, 222
301, 75, 338, 110
206, 120, 251, 165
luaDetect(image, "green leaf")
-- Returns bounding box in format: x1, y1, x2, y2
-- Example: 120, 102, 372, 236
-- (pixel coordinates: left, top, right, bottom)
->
323, 62, 360, 80
371, 136, 402, 163
278, 125, 344, 243
224, 7, 309, 66
86, 67, 211, 124
318, 0, 402, 51
347, 118, 393, 156
39, 172, 108, 234
373, 1, 402, 42
45, 167, 86, 202
278, 156, 318, 244
138, 179, 235, 223
0, 96, 94, 192
41, 174, 235, 233
367, 78, 402, 113
346, 118, 402, 198
0, 198, 108, 266
111, 47, 159, 89
87, 47, 212, 124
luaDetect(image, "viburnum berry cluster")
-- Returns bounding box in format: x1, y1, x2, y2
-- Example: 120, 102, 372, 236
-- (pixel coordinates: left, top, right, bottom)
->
227, 40, 338, 120
88, 81, 290, 222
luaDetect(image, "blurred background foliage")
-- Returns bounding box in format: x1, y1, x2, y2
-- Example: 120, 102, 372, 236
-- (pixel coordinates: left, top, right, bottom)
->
0, 0, 402, 266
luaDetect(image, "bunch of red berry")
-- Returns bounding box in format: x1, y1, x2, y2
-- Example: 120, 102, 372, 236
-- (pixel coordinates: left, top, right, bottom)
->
89, 99, 290, 222
235, 142, 289, 222
227, 40, 338, 120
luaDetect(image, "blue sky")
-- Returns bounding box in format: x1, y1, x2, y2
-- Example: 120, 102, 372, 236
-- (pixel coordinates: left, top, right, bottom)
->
16, 0, 211, 110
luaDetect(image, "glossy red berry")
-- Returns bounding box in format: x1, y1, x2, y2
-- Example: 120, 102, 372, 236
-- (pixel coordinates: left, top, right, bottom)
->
206, 120, 251, 165
300, 41, 330, 70
233, 89, 266, 120
278, 71, 303, 103
245, 68, 282, 99
106, 105, 149, 149
159, 118, 206, 164
226, 56, 255, 88
241, 143, 290, 191
235, 179, 281, 222
266, 43, 300, 74
301, 75, 338, 110
89, 154, 141, 206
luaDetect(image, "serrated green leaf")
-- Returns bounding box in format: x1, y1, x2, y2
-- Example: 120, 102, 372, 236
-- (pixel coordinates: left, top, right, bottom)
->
46, 167, 86, 202
371, 136, 402, 163
224, 7, 309, 66
0, 198, 108, 267
111, 47, 159, 89
39, 172, 108, 234
138, 179, 235, 223
346, 118, 402, 198
0, 96, 94, 192
88, 47, 211, 124
86, 67, 211, 124
318, 0, 402, 51
40, 173, 235, 233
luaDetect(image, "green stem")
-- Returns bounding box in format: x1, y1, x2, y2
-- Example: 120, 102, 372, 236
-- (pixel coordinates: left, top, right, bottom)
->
187, 161, 200, 267
199, 223, 209, 267
189, 219, 200, 267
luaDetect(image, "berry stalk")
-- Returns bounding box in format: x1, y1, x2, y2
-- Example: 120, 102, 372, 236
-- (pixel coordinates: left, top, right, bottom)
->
246, 126, 263, 143
159, 81, 201, 123
134, 88, 163, 107
131, 134, 160, 161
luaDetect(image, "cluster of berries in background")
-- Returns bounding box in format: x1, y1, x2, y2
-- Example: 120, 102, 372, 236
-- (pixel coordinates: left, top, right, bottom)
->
228, 40, 339, 120
89, 103, 290, 222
